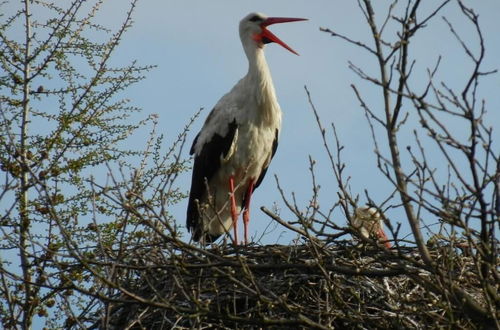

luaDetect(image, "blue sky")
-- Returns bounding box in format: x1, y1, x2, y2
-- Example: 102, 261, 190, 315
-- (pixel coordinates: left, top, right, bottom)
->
2, 2, 498, 328
3, 1, 499, 244
96, 0, 500, 244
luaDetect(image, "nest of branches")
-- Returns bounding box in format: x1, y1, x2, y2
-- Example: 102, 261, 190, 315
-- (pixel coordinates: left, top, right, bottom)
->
96, 240, 492, 329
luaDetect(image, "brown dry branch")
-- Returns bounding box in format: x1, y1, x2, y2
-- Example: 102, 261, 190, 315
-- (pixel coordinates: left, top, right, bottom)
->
94, 239, 493, 329
314, 0, 499, 328
3, 1, 498, 329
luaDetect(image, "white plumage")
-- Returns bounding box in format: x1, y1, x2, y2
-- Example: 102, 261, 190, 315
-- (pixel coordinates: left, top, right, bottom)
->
351, 206, 391, 248
186, 12, 306, 244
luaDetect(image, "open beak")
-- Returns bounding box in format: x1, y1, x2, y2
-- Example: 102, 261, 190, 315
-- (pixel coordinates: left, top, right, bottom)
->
260, 17, 307, 55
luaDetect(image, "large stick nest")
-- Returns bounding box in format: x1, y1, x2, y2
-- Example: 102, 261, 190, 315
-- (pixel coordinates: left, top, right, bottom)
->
98, 241, 492, 329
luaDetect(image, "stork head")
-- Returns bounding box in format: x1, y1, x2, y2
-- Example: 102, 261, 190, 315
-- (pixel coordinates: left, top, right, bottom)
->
239, 12, 307, 56
351, 206, 392, 249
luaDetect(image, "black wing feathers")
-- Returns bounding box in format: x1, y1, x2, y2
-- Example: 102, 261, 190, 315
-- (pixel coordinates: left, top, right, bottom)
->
186, 119, 238, 242
190, 133, 199, 155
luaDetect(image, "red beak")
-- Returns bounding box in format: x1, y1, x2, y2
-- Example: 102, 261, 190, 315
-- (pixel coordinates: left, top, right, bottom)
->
377, 228, 392, 249
260, 17, 307, 55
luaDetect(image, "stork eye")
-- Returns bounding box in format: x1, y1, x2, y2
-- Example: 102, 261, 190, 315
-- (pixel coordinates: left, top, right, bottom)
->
249, 15, 262, 22
262, 36, 272, 44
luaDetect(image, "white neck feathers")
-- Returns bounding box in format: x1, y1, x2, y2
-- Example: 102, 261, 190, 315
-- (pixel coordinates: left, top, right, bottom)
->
242, 47, 280, 124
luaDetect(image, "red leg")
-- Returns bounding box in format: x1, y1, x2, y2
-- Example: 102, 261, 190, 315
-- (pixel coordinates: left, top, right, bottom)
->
242, 179, 255, 245
229, 176, 239, 245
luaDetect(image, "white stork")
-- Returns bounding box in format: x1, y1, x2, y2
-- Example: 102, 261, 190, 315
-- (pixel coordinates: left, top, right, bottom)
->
186, 12, 306, 245
351, 206, 392, 248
